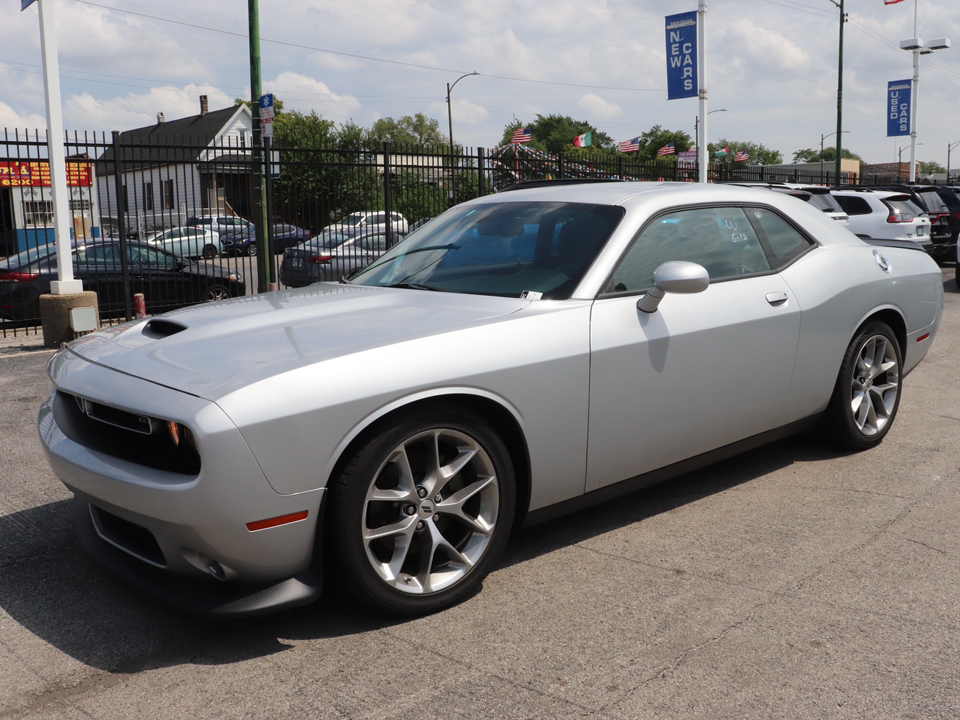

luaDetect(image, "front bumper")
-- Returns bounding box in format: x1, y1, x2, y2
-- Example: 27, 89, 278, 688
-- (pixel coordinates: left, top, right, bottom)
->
39, 350, 326, 616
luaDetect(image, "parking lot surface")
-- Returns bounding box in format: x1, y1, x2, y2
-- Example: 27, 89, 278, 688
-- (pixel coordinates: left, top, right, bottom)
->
0, 270, 958, 719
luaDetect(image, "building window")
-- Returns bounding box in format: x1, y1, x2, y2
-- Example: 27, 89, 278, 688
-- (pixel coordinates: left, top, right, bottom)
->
142, 182, 153, 211
164, 179, 174, 209
69, 200, 92, 212
23, 200, 54, 226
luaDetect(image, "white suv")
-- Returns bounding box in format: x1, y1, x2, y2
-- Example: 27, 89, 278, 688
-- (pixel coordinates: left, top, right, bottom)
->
831, 189, 931, 249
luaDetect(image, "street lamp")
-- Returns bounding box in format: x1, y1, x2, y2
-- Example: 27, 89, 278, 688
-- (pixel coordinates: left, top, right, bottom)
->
820, 130, 850, 184
948, 140, 960, 184
900, 34, 950, 182
898, 142, 922, 182
694, 108, 727, 159
446, 72, 479, 153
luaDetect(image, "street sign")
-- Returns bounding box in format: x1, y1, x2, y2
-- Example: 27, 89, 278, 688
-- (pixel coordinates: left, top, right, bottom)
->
262, 116, 274, 139
259, 93, 275, 121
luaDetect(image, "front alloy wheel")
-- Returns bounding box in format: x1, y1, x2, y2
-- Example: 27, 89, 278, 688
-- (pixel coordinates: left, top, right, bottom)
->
824, 321, 902, 450
328, 406, 515, 615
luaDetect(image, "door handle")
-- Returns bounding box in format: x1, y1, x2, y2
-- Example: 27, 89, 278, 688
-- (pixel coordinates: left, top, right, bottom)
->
765, 291, 788, 306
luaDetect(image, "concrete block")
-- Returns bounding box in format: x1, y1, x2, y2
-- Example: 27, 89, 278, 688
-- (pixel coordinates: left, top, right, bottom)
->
38, 291, 100, 348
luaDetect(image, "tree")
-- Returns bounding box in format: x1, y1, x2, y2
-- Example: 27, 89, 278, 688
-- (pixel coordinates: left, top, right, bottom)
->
710, 139, 782, 166
919, 160, 946, 175
635, 125, 693, 162
234, 96, 285, 114
367, 114, 446, 147
500, 115, 614, 154
792, 147, 862, 163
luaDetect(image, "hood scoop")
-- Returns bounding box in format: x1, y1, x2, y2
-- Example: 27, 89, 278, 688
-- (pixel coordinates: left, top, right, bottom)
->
141, 319, 188, 339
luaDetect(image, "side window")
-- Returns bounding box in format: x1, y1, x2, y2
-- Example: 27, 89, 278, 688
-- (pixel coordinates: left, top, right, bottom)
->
747, 207, 813, 267
835, 195, 870, 215
609, 206, 771, 293
372, 213, 386, 225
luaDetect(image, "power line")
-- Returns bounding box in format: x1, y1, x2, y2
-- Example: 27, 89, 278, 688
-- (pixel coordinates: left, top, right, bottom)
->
73, 0, 663, 93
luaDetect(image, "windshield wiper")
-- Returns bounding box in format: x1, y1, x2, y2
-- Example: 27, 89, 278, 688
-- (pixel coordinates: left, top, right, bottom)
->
387, 282, 443, 292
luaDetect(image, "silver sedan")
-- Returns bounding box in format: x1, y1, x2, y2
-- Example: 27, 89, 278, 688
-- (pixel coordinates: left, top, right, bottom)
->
39, 182, 944, 617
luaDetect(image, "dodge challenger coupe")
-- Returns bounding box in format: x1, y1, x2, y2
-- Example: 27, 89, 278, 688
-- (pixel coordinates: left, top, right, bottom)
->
38, 182, 944, 617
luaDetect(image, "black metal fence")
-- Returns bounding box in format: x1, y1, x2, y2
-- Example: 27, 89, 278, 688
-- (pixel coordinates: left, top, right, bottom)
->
1, 128, 863, 337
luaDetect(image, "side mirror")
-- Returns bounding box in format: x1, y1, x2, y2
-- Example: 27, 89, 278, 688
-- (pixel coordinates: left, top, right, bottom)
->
637, 261, 710, 313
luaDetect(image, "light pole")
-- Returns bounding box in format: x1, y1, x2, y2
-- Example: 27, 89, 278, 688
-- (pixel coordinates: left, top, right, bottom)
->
900, 18, 950, 182
446, 72, 478, 154
948, 140, 960, 184
695, 108, 726, 162
898, 142, 922, 181
820, 130, 850, 184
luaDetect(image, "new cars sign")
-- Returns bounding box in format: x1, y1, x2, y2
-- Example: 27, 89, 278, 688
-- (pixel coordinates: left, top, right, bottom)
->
887, 80, 912, 137
665, 11, 698, 100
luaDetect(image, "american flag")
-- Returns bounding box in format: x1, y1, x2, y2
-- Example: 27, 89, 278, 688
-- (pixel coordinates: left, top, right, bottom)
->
734, 149, 750, 162
619, 137, 640, 153
657, 142, 676, 157
511, 127, 532, 144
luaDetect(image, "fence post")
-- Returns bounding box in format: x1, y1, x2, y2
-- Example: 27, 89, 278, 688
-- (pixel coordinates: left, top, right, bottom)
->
111, 130, 132, 321
618, 155, 624, 180
383, 141, 394, 247
477, 147, 486, 196
558, 152, 565, 179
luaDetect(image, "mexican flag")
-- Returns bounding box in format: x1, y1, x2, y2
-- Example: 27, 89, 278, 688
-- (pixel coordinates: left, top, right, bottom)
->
573, 132, 593, 147
715, 145, 730, 156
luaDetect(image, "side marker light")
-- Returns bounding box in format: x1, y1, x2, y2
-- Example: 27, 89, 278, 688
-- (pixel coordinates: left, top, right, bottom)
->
246, 510, 308, 532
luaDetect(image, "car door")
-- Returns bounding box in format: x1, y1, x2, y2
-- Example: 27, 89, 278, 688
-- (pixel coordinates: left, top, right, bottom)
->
585, 205, 807, 492
127, 244, 184, 310
73, 243, 131, 313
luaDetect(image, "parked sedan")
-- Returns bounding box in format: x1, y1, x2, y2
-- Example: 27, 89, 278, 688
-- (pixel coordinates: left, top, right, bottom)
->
38, 183, 943, 619
221, 223, 311, 257
145, 226, 220, 260
279, 232, 388, 287
1, 241, 244, 322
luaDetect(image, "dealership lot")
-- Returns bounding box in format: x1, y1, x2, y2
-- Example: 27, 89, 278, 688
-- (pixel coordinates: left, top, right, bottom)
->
0, 269, 957, 719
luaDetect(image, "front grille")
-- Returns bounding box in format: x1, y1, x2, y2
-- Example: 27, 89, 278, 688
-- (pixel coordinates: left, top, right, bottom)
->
53, 391, 201, 475
90, 504, 166, 567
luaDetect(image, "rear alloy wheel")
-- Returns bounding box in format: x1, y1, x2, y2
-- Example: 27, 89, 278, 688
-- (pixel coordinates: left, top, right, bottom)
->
823, 321, 902, 450
328, 406, 515, 616
201, 244, 218, 260
246, 244, 257, 257
204, 284, 231, 302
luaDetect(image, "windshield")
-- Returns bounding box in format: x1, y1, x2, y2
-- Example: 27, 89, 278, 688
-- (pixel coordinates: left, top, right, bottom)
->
806, 192, 843, 214
349, 201, 624, 299
886, 198, 923, 218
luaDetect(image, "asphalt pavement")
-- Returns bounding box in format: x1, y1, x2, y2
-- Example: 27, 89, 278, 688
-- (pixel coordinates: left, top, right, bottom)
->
0, 269, 958, 719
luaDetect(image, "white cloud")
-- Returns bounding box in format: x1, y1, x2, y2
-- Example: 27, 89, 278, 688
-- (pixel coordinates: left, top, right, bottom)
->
266, 72, 362, 123
577, 94, 623, 120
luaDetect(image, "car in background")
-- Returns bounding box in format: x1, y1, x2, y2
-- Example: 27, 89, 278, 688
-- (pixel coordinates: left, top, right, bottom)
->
407, 217, 434, 234
0, 241, 244, 323
279, 231, 388, 287
145, 226, 220, 260
221, 223, 311, 257
38, 182, 943, 618
831, 189, 932, 249
323, 211, 408, 238
862, 185, 955, 262
186, 215, 255, 240
728, 182, 849, 225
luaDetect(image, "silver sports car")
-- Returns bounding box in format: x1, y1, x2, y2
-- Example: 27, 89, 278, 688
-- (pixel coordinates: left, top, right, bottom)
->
38, 182, 944, 617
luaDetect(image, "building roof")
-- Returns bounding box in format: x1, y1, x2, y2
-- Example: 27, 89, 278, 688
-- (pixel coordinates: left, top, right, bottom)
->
96, 104, 250, 175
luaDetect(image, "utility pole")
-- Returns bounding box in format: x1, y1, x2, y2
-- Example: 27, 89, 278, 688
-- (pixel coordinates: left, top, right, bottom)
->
248, 0, 270, 291
835, 0, 845, 183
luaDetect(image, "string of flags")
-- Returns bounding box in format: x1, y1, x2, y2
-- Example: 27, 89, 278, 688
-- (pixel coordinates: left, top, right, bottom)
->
510, 126, 750, 162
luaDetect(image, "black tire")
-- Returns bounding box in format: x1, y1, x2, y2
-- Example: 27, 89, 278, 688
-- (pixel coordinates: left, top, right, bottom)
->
201, 244, 217, 260
203, 284, 231, 302
327, 404, 516, 616
822, 321, 902, 451
246, 244, 257, 257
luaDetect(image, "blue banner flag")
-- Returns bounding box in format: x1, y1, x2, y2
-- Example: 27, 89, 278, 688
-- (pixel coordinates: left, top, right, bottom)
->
22, 0, 37, 9
887, 80, 911, 137
665, 11, 698, 100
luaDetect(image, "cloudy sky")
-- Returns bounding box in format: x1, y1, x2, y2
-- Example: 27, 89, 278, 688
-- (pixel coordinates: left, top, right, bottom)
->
4, 0, 959, 167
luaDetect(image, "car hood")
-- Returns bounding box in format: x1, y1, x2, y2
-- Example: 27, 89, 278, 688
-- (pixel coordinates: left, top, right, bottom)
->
61, 284, 530, 399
